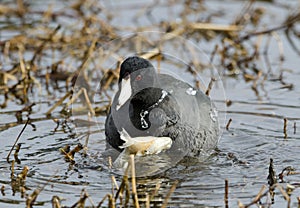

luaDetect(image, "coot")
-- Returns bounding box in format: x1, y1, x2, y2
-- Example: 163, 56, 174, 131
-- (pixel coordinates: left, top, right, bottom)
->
105, 56, 219, 156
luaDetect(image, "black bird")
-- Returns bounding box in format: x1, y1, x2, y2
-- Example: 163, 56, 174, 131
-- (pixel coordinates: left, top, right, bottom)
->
105, 56, 219, 156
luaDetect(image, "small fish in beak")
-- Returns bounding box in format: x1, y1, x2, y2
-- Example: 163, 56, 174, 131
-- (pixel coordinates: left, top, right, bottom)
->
119, 128, 172, 156
113, 129, 173, 170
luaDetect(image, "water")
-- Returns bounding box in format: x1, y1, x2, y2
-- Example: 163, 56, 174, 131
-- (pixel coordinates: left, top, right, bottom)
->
0, 0, 299, 207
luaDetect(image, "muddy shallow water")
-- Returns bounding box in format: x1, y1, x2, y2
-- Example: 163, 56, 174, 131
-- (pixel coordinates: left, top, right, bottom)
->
0, 0, 300, 207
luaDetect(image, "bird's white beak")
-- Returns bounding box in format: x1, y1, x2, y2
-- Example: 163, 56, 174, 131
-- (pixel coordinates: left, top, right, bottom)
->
116, 77, 132, 110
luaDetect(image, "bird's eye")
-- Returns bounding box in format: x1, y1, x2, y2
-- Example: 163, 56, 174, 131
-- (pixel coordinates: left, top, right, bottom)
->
135, 74, 142, 81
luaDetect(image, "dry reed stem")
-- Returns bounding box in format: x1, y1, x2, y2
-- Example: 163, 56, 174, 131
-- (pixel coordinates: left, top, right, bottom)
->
114, 159, 130, 204
239, 158, 299, 208
189, 22, 242, 31
65, 88, 83, 109
226, 118, 232, 131
97, 194, 110, 208
14, 143, 21, 163
161, 180, 178, 208
17, 166, 29, 181
240, 185, 270, 208
82, 87, 96, 116
1, 185, 5, 196
10, 160, 15, 179
283, 118, 288, 138
130, 154, 140, 208
111, 175, 118, 196
46, 91, 72, 115
205, 77, 216, 96
140, 48, 161, 60
224, 179, 229, 208
162, 27, 186, 41
51, 196, 61, 208
18, 45, 26, 77
276, 184, 290, 202
108, 194, 115, 208
31, 25, 61, 65
6, 119, 30, 162
77, 38, 97, 72
25, 173, 56, 208
253, 185, 266, 203
149, 182, 161, 201
26, 189, 39, 208
145, 193, 150, 208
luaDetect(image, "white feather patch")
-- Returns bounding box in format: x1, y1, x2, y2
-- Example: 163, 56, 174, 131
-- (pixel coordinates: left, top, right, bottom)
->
117, 78, 132, 110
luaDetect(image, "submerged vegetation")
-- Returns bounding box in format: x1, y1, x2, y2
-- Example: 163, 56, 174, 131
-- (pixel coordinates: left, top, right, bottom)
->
0, 0, 299, 207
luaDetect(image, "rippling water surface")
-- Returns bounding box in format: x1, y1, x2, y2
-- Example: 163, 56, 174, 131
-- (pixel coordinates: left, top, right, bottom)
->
0, 0, 299, 207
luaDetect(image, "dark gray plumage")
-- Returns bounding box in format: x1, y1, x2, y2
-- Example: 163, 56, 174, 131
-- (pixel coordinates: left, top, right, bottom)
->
105, 56, 219, 156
